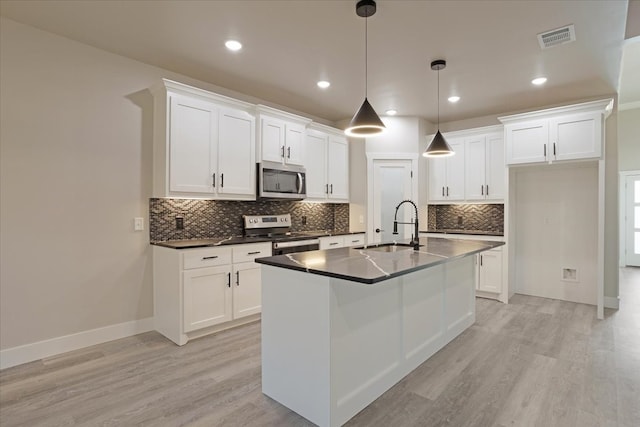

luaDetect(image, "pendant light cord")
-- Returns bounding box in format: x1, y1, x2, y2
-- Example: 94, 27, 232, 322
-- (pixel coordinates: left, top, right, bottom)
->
437, 67, 440, 130
365, 13, 368, 97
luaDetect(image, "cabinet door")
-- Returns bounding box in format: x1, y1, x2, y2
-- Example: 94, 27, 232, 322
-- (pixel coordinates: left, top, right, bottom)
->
464, 137, 486, 200
550, 112, 602, 161
446, 140, 466, 200
485, 134, 505, 200
428, 157, 447, 201
285, 123, 306, 166
218, 108, 256, 197
505, 120, 548, 165
478, 249, 502, 293
305, 131, 328, 199
260, 117, 285, 163
169, 95, 218, 194
327, 136, 349, 200
232, 262, 262, 319
183, 266, 232, 332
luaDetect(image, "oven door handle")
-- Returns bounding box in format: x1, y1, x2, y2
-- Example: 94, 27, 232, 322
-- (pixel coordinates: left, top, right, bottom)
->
296, 172, 303, 194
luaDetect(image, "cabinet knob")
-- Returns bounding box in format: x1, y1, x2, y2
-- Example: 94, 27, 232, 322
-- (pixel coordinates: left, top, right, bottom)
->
375, 228, 384, 233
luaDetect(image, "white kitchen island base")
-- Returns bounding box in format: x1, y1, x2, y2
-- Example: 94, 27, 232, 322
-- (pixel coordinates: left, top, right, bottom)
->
261, 255, 476, 427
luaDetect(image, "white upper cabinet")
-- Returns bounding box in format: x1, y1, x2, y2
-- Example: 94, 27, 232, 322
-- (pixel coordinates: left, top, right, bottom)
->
151, 79, 256, 200
305, 124, 349, 203
500, 99, 612, 166
256, 105, 311, 167
429, 126, 505, 203
168, 95, 219, 194
428, 138, 465, 202
464, 132, 505, 201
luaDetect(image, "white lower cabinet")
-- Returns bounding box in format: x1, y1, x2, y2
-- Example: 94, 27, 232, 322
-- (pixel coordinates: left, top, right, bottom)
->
319, 234, 365, 250
420, 233, 507, 303
478, 247, 503, 294
183, 265, 232, 332
153, 242, 271, 345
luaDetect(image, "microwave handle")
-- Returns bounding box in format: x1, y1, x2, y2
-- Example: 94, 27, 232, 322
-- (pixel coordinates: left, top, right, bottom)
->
297, 173, 303, 194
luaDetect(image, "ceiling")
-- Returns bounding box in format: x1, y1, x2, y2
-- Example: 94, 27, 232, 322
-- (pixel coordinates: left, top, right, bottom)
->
0, 0, 635, 125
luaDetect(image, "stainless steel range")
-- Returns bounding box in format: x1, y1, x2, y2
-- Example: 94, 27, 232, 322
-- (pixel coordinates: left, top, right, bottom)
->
243, 213, 321, 255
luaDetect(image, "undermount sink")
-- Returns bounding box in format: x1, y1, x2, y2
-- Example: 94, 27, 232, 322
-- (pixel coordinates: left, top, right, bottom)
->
355, 243, 421, 253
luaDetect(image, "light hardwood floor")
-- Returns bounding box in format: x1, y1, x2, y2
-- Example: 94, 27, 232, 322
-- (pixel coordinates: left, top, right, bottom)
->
1, 268, 638, 427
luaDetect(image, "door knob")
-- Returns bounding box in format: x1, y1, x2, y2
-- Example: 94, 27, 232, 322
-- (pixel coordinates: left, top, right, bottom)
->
375, 228, 384, 233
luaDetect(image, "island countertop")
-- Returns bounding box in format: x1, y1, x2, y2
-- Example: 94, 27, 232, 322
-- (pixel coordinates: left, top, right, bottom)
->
255, 236, 504, 284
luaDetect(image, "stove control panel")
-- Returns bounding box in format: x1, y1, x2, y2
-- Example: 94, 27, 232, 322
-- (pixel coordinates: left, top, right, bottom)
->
244, 213, 291, 229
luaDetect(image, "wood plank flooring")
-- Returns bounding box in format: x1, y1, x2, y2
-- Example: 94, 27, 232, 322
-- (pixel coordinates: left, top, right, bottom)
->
2, 268, 639, 427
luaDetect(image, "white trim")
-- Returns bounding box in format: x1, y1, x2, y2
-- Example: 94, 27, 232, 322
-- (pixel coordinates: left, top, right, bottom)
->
597, 159, 605, 319
619, 101, 640, 111
604, 296, 619, 310
0, 318, 154, 370
498, 98, 614, 123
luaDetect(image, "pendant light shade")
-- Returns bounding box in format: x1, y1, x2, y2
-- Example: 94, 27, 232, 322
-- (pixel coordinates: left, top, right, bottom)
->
423, 59, 454, 157
345, 0, 386, 138
345, 97, 386, 137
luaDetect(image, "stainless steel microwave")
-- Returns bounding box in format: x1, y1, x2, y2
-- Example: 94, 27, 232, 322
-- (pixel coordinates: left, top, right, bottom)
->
258, 161, 307, 200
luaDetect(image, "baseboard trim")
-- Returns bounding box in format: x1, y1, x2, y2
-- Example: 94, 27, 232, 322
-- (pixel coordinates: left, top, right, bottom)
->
604, 296, 619, 310
0, 317, 154, 370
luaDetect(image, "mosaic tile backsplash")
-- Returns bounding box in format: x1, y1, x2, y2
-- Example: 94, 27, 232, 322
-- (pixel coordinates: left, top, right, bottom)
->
150, 198, 350, 242
427, 204, 504, 234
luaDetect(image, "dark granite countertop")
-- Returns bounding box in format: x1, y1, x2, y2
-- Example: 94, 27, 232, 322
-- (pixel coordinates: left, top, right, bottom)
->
255, 237, 504, 284
420, 229, 504, 237
151, 230, 365, 249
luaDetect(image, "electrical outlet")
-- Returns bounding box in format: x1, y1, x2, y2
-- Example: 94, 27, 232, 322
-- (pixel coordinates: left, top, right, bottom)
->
301, 215, 307, 225
176, 216, 184, 230
457, 216, 463, 226
134, 217, 144, 231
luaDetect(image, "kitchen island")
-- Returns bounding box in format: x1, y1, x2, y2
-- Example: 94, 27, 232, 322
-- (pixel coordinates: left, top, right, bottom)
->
256, 236, 504, 427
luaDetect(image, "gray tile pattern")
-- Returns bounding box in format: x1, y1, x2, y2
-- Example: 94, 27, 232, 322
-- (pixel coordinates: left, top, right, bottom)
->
150, 198, 349, 241
428, 204, 504, 233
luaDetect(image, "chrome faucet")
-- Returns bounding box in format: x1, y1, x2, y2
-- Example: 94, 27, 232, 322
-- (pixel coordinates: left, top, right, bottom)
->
392, 199, 420, 250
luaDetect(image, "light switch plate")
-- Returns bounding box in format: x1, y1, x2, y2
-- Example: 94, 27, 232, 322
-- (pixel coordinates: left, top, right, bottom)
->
134, 217, 144, 231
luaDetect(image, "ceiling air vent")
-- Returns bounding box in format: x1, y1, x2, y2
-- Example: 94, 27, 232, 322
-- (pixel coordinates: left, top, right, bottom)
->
537, 24, 576, 49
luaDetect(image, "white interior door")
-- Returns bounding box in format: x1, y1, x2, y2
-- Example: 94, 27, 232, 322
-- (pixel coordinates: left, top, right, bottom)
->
626, 174, 640, 267
371, 160, 413, 244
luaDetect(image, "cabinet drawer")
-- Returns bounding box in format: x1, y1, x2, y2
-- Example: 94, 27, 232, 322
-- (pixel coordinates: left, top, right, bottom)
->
320, 236, 344, 250
232, 243, 272, 263
183, 247, 232, 270
345, 234, 365, 247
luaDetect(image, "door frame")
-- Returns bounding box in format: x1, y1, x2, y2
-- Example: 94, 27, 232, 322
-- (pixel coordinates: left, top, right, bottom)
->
366, 153, 419, 244
619, 170, 640, 266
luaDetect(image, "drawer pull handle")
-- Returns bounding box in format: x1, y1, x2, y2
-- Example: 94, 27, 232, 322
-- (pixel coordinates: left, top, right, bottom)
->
351, 240, 359, 243
329, 242, 339, 246
202, 255, 218, 260
236, 271, 240, 286
247, 251, 261, 255
227, 272, 231, 288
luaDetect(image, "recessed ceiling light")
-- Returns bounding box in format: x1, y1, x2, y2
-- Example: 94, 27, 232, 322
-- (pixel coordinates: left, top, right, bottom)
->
225, 40, 242, 51
317, 81, 331, 89
448, 96, 460, 103
531, 77, 547, 85
385, 109, 397, 116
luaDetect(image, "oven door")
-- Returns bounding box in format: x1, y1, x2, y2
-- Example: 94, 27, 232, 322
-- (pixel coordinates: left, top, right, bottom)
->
272, 239, 320, 255
259, 162, 306, 200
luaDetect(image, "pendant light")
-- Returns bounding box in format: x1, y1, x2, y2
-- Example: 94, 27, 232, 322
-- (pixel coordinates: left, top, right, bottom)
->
423, 59, 454, 157
345, 0, 386, 138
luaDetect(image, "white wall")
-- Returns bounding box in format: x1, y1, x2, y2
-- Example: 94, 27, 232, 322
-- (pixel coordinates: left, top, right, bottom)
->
618, 107, 640, 171
513, 163, 599, 304
0, 17, 336, 359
